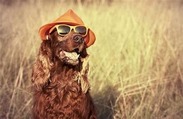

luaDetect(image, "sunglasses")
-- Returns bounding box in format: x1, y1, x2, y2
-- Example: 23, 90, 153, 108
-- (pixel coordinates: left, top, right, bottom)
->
49, 24, 88, 37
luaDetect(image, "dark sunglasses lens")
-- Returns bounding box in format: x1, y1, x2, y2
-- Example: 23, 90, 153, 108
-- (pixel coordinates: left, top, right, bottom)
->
58, 25, 70, 35
75, 26, 87, 35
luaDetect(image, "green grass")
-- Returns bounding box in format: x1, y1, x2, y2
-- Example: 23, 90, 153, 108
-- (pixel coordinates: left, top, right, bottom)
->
1, 0, 183, 119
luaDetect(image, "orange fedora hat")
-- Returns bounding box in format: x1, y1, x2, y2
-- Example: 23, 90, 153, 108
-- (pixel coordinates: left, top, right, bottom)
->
39, 9, 96, 47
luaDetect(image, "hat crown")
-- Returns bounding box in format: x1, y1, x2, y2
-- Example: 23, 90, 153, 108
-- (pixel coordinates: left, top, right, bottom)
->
53, 9, 84, 25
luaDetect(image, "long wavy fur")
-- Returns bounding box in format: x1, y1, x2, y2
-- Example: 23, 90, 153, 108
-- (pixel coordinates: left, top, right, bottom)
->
31, 39, 96, 119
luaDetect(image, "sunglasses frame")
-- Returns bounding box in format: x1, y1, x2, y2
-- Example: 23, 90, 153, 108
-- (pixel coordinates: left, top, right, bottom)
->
49, 24, 88, 37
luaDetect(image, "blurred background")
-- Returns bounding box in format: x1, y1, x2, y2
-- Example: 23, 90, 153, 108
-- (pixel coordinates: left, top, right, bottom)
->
1, 0, 183, 119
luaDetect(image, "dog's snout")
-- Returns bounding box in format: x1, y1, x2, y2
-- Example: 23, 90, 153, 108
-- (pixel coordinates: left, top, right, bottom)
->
73, 35, 84, 44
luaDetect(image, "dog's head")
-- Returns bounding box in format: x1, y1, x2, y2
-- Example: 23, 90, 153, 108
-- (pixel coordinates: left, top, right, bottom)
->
47, 25, 88, 66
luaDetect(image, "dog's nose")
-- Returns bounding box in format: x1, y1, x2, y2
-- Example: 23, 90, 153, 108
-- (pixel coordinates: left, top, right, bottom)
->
73, 35, 84, 44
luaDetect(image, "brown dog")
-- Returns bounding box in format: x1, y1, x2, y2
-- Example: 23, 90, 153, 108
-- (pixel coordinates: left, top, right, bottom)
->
32, 10, 97, 119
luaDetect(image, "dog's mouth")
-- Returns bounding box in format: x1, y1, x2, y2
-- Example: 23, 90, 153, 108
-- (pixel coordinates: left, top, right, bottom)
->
59, 49, 80, 65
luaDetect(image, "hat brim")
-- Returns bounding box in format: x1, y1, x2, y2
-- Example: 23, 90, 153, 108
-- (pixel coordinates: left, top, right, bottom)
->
39, 22, 95, 47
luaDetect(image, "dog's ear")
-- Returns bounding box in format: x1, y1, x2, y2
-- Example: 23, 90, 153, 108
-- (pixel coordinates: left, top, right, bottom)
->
32, 39, 53, 90
79, 47, 90, 93
80, 55, 90, 93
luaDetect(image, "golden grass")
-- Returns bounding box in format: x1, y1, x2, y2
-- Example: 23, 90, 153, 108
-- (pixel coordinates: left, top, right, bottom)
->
0, 0, 183, 119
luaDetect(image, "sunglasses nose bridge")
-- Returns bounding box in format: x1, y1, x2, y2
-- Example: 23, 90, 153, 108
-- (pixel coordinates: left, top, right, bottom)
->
70, 26, 75, 32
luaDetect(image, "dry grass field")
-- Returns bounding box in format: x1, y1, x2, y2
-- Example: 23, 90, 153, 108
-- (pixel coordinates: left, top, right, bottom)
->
1, 0, 183, 119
